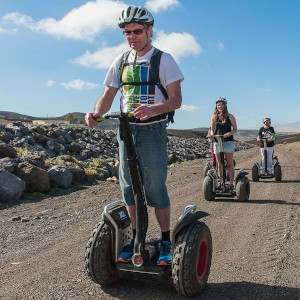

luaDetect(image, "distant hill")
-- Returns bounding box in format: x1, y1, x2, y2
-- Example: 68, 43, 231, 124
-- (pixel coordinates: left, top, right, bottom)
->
0, 111, 118, 130
247, 133, 300, 145
276, 122, 300, 129
1, 111, 299, 140
274, 122, 300, 133
0, 111, 86, 121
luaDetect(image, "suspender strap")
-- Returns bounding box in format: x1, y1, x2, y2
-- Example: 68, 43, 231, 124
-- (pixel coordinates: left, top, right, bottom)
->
119, 48, 175, 123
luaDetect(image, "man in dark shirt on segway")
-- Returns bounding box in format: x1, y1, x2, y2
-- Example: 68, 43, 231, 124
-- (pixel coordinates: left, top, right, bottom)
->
257, 118, 275, 176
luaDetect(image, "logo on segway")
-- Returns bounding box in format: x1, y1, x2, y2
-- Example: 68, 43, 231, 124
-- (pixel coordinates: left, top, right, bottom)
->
111, 207, 131, 229
118, 210, 127, 221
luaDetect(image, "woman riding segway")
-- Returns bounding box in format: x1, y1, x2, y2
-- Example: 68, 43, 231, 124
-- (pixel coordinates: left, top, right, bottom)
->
209, 97, 237, 190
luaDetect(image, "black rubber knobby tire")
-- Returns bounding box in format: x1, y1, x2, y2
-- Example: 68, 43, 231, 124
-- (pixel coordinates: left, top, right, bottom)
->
85, 221, 119, 285
236, 176, 250, 201
274, 164, 282, 181
252, 164, 259, 182
203, 176, 215, 201
172, 222, 212, 297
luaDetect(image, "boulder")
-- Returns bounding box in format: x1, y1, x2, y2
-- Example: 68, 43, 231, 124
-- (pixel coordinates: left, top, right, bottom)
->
68, 167, 86, 183
0, 142, 17, 158
69, 142, 82, 153
0, 132, 14, 143
14, 162, 50, 193
48, 165, 73, 188
0, 157, 15, 173
32, 132, 49, 145
0, 170, 25, 202
27, 154, 45, 169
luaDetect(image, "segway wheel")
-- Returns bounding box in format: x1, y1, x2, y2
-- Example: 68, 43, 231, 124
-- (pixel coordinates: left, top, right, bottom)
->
203, 176, 215, 201
172, 222, 212, 297
252, 164, 259, 182
85, 221, 119, 285
236, 176, 250, 201
274, 164, 282, 181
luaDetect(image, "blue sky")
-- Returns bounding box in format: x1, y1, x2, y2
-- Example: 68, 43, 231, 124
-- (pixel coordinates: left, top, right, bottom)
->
1, 0, 299, 129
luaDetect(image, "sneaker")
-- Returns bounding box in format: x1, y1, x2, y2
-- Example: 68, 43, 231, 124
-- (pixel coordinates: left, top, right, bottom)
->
230, 184, 235, 191
157, 240, 172, 266
117, 239, 134, 263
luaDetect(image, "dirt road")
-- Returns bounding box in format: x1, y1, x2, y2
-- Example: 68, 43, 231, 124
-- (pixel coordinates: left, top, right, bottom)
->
1, 143, 300, 299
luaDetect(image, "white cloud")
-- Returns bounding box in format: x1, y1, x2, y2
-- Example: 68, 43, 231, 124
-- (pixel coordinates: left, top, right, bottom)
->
60, 79, 99, 90
47, 80, 56, 87
218, 41, 225, 51
2, 0, 127, 42
73, 42, 129, 69
180, 105, 199, 112
2, 13, 34, 26
145, 0, 180, 13
0, 26, 18, 34
153, 31, 201, 62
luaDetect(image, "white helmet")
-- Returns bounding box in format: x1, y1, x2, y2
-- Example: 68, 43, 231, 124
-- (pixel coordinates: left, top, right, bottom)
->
216, 97, 227, 104
118, 6, 154, 28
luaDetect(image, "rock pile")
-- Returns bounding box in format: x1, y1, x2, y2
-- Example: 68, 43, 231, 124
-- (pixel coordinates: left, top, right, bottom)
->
0, 121, 250, 202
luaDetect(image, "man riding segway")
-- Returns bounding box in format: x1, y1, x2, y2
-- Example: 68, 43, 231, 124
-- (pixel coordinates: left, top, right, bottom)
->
85, 5, 213, 297
252, 118, 282, 181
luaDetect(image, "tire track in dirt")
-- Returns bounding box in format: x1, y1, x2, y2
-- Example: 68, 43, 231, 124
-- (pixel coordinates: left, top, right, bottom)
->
1, 143, 300, 299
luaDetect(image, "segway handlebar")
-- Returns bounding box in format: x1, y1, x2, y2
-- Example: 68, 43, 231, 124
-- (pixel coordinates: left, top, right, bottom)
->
95, 110, 149, 266
94, 111, 134, 122
211, 134, 224, 138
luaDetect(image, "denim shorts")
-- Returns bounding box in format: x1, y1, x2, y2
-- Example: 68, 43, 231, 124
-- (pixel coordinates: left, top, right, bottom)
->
117, 120, 170, 209
213, 141, 235, 154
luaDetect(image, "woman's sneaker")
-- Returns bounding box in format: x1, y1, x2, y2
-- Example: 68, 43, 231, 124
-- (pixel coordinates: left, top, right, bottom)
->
117, 239, 134, 263
157, 240, 172, 266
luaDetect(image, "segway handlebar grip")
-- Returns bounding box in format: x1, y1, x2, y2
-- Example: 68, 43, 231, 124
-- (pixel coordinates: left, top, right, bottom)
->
94, 111, 134, 122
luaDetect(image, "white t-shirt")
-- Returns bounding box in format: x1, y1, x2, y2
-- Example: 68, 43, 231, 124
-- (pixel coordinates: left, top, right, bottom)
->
104, 47, 184, 114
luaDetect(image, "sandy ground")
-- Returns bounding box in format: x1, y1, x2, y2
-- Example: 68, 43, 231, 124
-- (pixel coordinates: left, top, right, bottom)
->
1, 142, 300, 300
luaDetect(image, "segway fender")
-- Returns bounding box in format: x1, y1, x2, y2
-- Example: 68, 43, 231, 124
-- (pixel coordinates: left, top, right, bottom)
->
235, 168, 248, 183
172, 206, 209, 250
207, 168, 218, 180
273, 159, 280, 167
253, 162, 261, 177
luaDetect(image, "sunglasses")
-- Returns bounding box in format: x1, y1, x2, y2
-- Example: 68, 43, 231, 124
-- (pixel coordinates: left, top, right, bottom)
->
123, 28, 144, 36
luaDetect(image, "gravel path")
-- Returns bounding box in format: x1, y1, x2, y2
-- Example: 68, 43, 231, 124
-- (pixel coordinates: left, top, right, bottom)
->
1, 142, 300, 300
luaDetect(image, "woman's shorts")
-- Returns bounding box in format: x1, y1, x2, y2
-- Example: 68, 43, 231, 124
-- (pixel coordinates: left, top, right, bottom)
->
213, 141, 235, 155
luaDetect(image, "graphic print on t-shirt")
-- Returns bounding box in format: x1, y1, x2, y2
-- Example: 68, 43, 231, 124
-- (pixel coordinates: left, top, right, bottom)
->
122, 63, 155, 112
262, 128, 273, 139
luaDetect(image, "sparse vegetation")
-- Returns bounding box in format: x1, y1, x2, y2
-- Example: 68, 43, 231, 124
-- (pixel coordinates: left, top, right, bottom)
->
14, 147, 33, 157
84, 167, 106, 181
65, 113, 78, 124
89, 158, 104, 168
